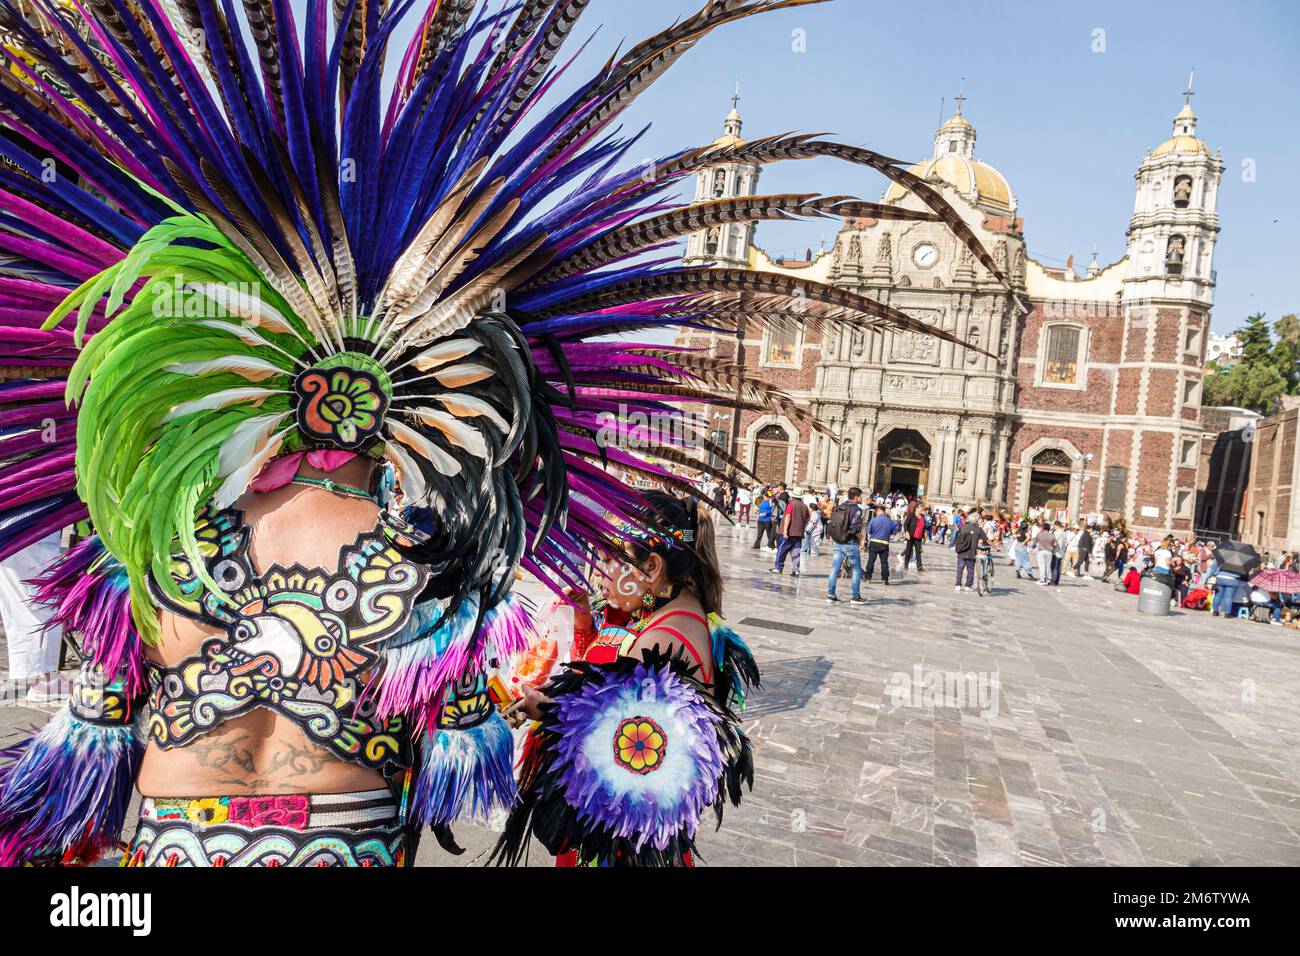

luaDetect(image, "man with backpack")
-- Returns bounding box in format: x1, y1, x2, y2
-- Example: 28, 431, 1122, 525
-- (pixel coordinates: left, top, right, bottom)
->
826, 487, 866, 605
772, 493, 811, 576
953, 510, 991, 591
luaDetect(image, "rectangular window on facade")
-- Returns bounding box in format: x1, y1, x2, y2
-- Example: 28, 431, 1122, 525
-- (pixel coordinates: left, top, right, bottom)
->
1043, 326, 1081, 385
1182, 377, 1199, 405
1181, 438, 1197, 467
765, 324, 798, 366
707, 429, 729, 472
1176, 489, 1192, 517
1103, 465, 1127, 511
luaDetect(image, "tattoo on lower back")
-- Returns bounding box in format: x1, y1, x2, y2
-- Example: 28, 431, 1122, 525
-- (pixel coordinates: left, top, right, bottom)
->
185, 731, 338, 785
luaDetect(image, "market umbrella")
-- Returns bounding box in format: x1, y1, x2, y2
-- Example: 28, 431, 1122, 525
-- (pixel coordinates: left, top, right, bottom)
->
1214, 541, 1261, 578
1249, 568, 1300, 594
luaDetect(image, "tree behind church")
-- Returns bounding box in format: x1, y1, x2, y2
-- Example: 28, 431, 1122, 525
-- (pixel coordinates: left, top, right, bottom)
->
1204, 312, 1296, 413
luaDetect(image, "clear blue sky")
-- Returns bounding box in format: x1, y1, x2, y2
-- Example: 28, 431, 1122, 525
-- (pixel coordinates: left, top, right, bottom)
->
483, 0, 1298, 336
380, 1, 1297, 335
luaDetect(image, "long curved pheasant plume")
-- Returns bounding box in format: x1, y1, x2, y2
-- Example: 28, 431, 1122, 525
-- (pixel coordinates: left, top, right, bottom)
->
0, 0, 1012, 633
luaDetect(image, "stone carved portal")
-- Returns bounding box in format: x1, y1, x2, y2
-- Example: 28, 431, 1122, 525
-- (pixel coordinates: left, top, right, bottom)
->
875, 429, 931, 498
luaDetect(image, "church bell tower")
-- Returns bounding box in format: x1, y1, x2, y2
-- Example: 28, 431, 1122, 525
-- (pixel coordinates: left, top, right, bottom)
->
683, 90, 762, 269
1123, 79, 1223, 309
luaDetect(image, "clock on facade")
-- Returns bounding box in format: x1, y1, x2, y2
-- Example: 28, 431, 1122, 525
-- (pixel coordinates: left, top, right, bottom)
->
913, 243, 939, 268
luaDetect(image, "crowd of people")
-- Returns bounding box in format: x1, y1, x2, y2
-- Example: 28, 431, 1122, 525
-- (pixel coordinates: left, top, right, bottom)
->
697, 476, 1300, 627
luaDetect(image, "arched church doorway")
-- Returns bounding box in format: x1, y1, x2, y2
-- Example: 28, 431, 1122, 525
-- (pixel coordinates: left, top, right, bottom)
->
875, 429, 931, 498
1027, 448, 1073, 511
752, 424, 790, 485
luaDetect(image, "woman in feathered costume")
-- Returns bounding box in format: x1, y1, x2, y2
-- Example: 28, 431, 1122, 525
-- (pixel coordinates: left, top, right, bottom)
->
0, 0, 1010, 867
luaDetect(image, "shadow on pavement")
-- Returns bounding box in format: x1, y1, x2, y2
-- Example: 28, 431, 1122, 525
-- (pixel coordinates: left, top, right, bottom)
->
742, 655, 833, 718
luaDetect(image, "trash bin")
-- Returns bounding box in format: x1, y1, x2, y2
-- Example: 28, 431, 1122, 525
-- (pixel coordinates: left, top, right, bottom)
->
1138, 574, 1172, 616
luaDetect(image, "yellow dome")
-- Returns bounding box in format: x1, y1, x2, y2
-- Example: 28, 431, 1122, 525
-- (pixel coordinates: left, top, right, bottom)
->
712, 106, 745, 147
884, 155, 1013, 213
1151, 134, 1208, 157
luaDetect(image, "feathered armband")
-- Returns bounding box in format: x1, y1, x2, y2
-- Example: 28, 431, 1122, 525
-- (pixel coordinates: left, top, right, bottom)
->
0, 662, 145, 866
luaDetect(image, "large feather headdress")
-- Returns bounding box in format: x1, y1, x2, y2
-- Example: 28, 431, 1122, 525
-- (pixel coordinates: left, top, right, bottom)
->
0, 0, 1013, 640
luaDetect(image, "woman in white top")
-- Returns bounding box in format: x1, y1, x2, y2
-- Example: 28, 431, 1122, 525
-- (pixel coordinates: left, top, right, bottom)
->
736, 485, 753, 526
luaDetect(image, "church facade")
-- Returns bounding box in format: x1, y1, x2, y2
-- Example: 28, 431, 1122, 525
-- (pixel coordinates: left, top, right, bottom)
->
678, 94, 1224, 536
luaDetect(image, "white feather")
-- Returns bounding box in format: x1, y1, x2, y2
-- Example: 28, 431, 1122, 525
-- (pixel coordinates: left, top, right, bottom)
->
195, 319, 275, 349
164, 387, 282, 421
212, 424, 292, 508
387, 418, 463, 477
191, 283, 300, 336
165, 356, 286, 382
384, 439, 428, 503
435, 393, 509, 435
408, 337, 482, 371
216, 411, 291, 477
432, 363, 493, 388
409, 406, 488, 459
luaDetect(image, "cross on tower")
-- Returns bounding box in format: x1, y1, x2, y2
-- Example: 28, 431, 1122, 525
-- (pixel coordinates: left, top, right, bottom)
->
731, 80, 741, 111
1183, 70, 1195, 107
954, 78, 966, 115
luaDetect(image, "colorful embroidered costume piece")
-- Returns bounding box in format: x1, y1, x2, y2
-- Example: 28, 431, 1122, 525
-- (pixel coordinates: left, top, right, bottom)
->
0, 0, 1010, 867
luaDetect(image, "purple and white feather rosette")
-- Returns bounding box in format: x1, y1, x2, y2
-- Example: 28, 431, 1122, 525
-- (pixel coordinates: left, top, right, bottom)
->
549, 659, 726, 853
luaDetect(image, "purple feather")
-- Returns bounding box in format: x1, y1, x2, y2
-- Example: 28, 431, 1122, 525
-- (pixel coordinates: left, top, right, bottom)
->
32, 537, 145, 698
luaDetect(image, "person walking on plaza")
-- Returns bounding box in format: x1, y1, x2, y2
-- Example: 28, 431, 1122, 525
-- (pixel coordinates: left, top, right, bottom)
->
801, 494, 824, 559
752, 493, 777, 551
769, 482, 790, 553
736, 483, 752, 527
953, 512, 990, 591
826, 487, 866, 604
1113, 538, 1130, 582
901, 500, 926, 573
1050, 521, 1067, 586
1075, 524, 1094, 578
712, 479, 728, 514
1100, 533, 1118, 582
1012, 523, 1034, 579
773, 493, 811, 576
863, 504, 899, 585
1034, 521, 1055, 585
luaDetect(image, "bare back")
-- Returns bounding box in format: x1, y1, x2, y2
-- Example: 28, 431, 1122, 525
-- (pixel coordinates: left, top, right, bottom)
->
137, 461, 388, 796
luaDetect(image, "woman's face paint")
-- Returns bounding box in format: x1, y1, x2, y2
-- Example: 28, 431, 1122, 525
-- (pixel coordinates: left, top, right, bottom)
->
599, 550, 649, 610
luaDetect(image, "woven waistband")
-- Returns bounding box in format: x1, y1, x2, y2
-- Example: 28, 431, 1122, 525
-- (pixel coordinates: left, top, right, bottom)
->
141, 788, 397, 832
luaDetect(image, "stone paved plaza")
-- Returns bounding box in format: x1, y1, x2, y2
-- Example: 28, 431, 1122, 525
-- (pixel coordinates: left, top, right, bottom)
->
4, 528, 1300, 867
